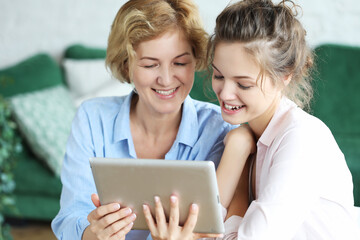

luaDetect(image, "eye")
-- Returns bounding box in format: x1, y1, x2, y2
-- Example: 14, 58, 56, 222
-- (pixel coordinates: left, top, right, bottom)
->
143, 64, 159, 69
237, 83, 251, 90
174, 62, 187, 66
213, 74, 224, 80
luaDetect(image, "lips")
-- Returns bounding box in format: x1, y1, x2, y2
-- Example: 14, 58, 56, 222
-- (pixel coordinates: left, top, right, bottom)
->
152, 87, 179, 98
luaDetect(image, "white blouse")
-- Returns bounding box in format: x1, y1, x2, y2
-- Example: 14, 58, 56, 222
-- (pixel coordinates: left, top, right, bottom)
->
210, 98, 360, 240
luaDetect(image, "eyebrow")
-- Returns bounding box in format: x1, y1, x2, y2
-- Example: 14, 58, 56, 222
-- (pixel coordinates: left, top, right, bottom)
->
212, 63, 253, 81
140, 52, 191, 61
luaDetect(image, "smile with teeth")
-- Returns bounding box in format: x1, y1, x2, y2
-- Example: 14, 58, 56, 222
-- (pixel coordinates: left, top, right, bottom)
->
154, 88, 177, 96
224, 103, 245, 111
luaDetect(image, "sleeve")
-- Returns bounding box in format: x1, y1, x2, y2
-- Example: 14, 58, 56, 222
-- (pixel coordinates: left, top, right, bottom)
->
206, 123, 235, 169
200, 205, 243, 240
51, 105, 97, 239
236, 128, 321, 240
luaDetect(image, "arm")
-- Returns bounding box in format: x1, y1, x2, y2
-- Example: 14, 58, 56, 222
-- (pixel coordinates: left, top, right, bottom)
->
216, 125, 255, 209
51, 105, 135, 240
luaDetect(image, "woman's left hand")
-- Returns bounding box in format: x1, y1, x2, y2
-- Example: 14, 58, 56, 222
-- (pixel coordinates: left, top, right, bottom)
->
143, 195, 223, 240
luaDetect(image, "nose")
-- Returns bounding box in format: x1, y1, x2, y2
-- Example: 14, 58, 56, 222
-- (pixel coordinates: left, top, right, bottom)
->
157, 64, 173, 86
218, 79, 237, 101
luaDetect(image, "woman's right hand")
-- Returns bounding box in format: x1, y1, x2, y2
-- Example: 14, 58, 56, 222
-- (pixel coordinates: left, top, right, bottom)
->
82, 193, 136, 240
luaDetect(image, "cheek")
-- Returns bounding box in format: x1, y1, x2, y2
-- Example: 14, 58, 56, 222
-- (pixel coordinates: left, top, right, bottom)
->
132, 68, 156, 86
177, 65, 195, 84
211, 80, 222, 95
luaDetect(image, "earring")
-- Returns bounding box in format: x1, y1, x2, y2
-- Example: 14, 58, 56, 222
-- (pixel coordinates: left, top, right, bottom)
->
133, 88, 138, 94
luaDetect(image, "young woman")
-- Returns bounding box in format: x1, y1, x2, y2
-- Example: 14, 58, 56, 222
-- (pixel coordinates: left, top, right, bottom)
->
144, 0, 360, 239
51, 1, 233, 239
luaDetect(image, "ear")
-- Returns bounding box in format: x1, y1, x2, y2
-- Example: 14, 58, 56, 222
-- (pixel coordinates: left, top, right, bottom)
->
283, 74, 292, 86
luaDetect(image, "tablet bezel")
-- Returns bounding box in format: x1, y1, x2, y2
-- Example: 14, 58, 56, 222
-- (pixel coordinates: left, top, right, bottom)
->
89, 157, 224, 234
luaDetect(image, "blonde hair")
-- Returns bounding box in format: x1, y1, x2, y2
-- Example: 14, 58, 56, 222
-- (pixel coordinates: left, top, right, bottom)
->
208, 0, 314, 110
106, 0, 208, 83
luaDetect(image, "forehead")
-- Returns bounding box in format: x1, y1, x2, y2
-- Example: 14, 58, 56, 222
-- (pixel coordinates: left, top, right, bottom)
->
135, 29, 193, 58
213, 42, 260, 78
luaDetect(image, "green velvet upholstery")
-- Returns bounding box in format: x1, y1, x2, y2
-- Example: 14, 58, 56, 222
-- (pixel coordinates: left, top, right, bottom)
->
0, 54, 63, 220
0, 54, 64, 97
64, 44, 107, 59
312, 44, 360, 206
4, 144, 61, 220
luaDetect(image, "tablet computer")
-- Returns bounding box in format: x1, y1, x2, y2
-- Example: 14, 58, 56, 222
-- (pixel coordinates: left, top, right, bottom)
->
89, 157, 224, 234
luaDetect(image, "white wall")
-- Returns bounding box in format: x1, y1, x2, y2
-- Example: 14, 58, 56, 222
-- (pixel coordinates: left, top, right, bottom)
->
1, 0, 359, 68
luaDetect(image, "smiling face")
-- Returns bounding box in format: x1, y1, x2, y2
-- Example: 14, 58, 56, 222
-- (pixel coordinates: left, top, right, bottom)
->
130, 28, 196, 116
212, 42, 282, 137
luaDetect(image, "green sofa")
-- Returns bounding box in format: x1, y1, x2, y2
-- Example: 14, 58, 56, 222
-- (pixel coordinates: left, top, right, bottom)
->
1, 43, 359, 223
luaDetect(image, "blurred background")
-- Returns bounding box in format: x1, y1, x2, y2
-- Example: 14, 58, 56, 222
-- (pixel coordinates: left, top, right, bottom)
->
0, 0, 359, 239
1, 0, 360, 68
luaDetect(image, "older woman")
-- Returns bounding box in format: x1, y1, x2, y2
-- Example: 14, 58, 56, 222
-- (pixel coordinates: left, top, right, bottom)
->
51, 0, 233, 240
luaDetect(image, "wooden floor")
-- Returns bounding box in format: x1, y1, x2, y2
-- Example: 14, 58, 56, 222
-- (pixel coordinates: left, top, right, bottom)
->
9, 220, 56, 240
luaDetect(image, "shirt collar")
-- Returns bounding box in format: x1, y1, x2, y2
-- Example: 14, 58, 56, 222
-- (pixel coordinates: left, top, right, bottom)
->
113, 93, 199, 147
258, 97, 297, 147
175, 95, 199, 147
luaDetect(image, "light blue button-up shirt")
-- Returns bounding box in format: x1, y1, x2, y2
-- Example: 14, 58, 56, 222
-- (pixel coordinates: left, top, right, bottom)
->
51, 92, 234, 240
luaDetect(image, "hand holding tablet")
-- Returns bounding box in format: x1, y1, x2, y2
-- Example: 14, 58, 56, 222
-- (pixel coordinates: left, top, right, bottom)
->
89, 157, 225, 234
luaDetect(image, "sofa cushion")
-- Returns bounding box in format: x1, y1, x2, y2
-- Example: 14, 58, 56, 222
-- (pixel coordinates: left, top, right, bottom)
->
63, 58, 115, 98
312, 44, 360, 136
10, 85, 76, 176
64, 44, 106, 59
0, 53, 63, 97
312, 44, 360, 206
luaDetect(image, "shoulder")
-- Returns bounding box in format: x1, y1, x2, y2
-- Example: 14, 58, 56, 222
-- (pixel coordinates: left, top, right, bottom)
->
284, 106, 332, 139
191, 98, 234, 131
188, 99, 236, 144
80, 95, 126, 111
273, 102, 339, 156
78, 95, 127, 118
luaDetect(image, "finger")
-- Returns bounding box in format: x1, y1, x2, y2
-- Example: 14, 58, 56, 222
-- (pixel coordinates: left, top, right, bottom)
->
104, 213, 136, 238
88, 202, 121, 222
195, 233, 224, 238
154, 196, 167, 226
143, 204, 158, 235
182, 203, 199, 236
168, 195, 179, 232
91, 193, 101, 208
99, 207, 134, 230
154, 196, 168, 238
110, 222, 134, 240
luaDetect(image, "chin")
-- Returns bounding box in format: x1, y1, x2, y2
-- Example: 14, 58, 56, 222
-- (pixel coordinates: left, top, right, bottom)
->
221, 114, 245, 125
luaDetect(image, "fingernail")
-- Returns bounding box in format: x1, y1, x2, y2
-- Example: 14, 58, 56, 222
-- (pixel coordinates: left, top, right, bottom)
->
113, 203, 120, 210
130, 213, 137, 220
126, 208, 132, 214
170, 195, 177, 203
154, 196, 160, 203
191, 203, 198, 211
143, 204, 147, 211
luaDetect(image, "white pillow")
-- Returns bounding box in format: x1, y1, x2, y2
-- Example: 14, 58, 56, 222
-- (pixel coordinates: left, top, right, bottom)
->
63, 59, 115, 98
73, 81, 134, 107
10, 85, 76, 176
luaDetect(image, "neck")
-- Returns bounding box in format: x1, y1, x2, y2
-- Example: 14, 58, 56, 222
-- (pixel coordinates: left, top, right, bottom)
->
249, 94, 281, 139
130, 95, 182, 138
